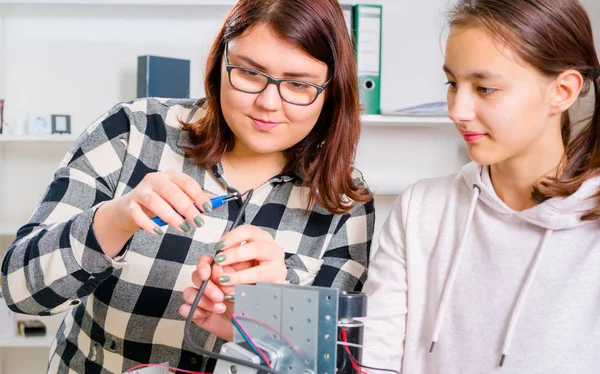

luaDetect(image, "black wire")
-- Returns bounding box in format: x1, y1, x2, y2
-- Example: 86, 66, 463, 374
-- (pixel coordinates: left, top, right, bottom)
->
345, 348, 400, 374
339, 328, 400, 374
183, 189, 282, 374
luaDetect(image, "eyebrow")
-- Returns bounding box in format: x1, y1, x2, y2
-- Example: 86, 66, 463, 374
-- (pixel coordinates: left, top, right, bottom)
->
234, 53, 320, 79
443, 64, 503, 80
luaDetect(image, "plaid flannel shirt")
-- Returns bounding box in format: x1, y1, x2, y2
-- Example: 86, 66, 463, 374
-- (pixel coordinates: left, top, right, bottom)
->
1, 98, 375, 374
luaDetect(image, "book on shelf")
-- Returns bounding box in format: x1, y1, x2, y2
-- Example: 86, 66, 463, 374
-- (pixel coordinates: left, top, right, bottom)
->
383, 101, 449, 117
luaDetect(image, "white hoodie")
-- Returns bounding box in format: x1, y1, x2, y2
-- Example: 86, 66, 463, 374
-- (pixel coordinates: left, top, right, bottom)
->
362, 162, 600, 373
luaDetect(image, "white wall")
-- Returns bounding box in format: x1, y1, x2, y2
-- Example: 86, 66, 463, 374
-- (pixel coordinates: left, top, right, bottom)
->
0, 0, 599, 372
0, 0, 468, 250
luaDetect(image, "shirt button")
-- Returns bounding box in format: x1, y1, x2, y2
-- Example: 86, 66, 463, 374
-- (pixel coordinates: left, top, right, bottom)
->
190, 357, 197, 365
85, 284, 96, 291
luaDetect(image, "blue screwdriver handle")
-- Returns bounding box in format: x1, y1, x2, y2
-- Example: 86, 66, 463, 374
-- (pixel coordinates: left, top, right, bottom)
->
151, 194, 238, 227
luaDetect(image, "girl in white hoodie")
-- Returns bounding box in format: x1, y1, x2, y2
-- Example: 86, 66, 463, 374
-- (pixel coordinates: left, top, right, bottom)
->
362, 0, 600, 373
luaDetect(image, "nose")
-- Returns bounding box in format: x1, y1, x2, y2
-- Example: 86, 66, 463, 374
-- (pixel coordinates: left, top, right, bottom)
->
448, 89, 476, 124
255, 83, 283, 111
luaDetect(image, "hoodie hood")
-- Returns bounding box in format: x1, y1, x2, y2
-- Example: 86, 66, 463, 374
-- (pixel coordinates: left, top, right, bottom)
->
461, 162, 600, 230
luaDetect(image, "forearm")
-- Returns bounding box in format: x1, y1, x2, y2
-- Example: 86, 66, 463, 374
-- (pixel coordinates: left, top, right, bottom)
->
1, 209, 124, 315
93, 199, 139, 258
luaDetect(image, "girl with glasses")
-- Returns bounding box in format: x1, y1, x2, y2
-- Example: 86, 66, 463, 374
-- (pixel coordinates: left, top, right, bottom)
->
362, 0, 600, 372
0, 1, 374, 373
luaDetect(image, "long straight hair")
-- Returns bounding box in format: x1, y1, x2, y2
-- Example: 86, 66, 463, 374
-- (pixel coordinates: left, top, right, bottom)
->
182, 0, 371, 214
449, 0, 600, 219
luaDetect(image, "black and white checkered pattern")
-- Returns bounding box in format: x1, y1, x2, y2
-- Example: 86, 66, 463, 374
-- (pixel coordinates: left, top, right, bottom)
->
1, 98, 375, 374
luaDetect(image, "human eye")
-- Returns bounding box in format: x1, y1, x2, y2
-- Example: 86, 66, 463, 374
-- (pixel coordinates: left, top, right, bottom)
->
290, 81, 311, 90
241, 69, 260, 78
445, 81, 457, 91
477, 86, 496, 95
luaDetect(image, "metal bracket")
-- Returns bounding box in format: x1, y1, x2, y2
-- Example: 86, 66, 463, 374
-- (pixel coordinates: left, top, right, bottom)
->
225, 282, 339, 374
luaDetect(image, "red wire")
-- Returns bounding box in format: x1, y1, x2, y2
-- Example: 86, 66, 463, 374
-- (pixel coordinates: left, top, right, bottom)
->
125, 363, 210, 373
341, 328, 369, 374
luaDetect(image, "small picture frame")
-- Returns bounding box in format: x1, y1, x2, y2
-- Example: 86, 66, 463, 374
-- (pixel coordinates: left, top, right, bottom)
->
51, 114, 71, 134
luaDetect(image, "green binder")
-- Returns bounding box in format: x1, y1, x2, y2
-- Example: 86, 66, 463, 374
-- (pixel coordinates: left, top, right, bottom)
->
353, 4, 382, 115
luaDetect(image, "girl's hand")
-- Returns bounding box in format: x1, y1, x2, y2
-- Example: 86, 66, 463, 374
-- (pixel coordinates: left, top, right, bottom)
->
179, 225, 287, 340
179, 260, 237, 341
111, 169, 212, 235
210, 224, 288, 285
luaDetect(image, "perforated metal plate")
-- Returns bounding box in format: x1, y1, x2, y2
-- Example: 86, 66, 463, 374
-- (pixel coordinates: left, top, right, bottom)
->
234, 283, 339, 374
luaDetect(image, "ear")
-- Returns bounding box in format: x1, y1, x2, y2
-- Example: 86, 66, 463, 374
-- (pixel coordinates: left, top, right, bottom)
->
549, 69, 584, 115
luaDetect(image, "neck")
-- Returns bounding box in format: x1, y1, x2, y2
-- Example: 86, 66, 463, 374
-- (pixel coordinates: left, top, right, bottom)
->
490, 129, 564, 211
222, 141, 287, 192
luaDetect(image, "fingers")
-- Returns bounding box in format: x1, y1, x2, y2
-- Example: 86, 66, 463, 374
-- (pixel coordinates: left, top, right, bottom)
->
217, 225, 274, 252
138, 190, 189, 232
126, 170, 213, 235
179, 304, 210, 325
127, 202, 159, 235
216, 263, 288, 286
168, 171, 214, 213
190, 271, 226, 301
182, 286, 227, 314
209, 265, 237, 298
195, 255, 214, 281
151, 172, 209, 230
214, 241, 284, 266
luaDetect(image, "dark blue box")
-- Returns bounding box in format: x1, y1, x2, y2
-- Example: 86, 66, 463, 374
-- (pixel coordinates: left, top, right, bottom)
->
137, 55, 190, 98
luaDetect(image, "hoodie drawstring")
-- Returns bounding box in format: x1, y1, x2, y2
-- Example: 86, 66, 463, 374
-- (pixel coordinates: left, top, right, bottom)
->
429, 184, 480, 353
428, 183, 554, 369
499, 229, 553, 367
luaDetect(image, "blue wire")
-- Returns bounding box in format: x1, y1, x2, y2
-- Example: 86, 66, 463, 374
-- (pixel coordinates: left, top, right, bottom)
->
231, 317, 268, 365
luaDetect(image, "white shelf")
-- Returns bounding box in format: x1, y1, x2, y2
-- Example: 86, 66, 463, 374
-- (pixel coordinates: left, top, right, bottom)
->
0, 0, 235, 4
0, 117, 452, 144
0, 134, 77, 143
361, 114, 453, 128
0, 335, 53, 348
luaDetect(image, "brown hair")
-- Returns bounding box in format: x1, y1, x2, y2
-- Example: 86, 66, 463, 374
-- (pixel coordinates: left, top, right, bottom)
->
181, 0, 371, 214
448, 0, 600, 219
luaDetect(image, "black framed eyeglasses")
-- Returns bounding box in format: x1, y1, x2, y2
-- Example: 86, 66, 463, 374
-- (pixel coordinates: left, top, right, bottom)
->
224, 46, 332, 106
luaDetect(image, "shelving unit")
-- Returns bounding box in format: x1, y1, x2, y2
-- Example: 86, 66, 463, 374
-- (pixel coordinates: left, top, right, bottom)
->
361, 114, 451, 128
0, 115, 452, 145
0, 335, 54, 348
0, 134, 78, 143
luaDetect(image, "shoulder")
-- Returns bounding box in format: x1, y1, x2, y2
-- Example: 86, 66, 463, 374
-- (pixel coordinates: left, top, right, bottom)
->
390, 170, 467, 221
351, 167, 369, 189
345, 167, 375, 215
78, 97, 205, 145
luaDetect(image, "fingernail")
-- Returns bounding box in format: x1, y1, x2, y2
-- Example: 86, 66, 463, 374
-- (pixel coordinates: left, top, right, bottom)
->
224, 294, 235, 301
215, 241, 226, 252
180, 222, 190, 232
202, 201, 213, 213
194, 216, 204, 227
219, 275, 230, 283
154, 227, 164, 235
214, 254, 226, 263
215, 303, 226, 313
211, 290, 223, 301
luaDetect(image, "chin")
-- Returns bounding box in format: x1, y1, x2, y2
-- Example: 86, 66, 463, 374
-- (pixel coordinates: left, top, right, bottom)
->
467, 149, 502, 166
242, 138, 286, 155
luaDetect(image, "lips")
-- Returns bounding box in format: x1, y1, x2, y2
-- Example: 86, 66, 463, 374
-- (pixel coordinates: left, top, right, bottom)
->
462, 132, 487, 143
252, 117, 281, 132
